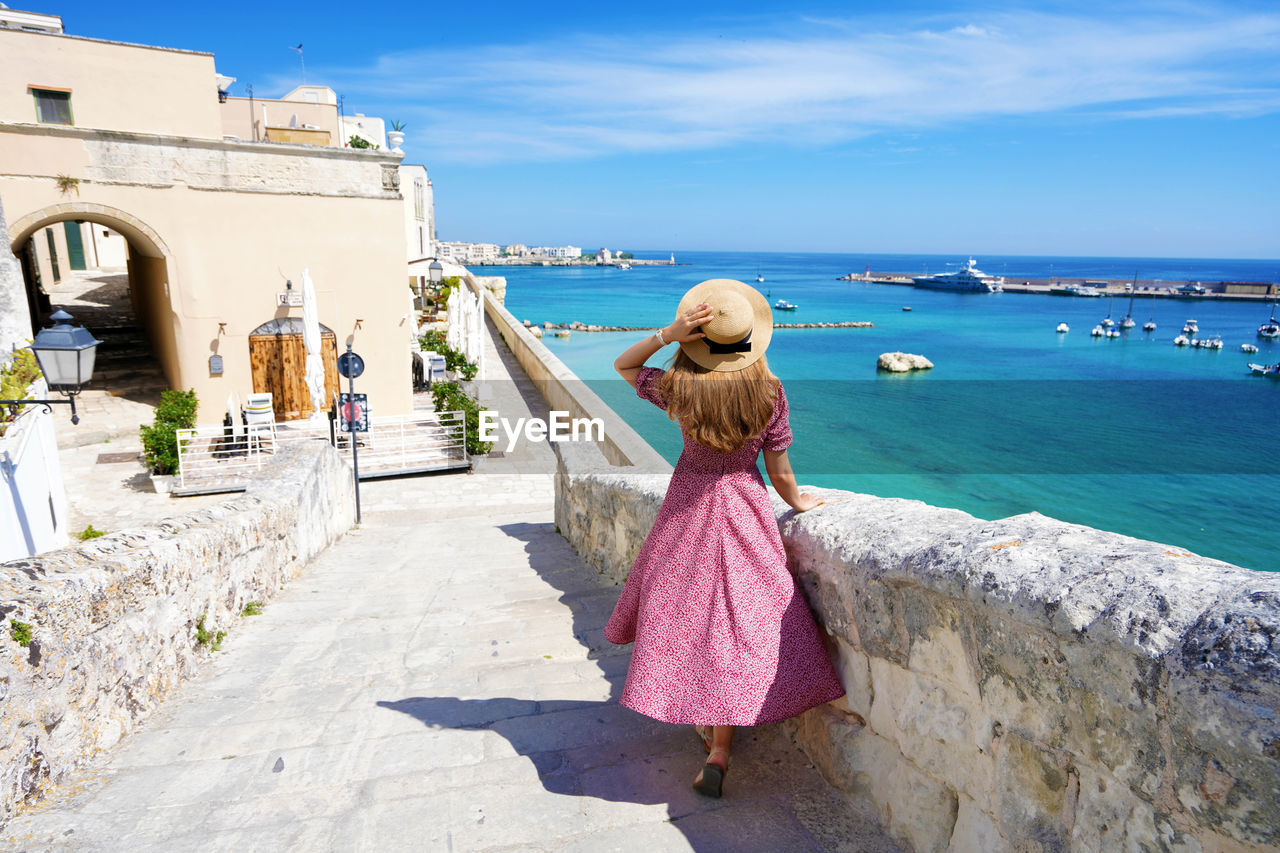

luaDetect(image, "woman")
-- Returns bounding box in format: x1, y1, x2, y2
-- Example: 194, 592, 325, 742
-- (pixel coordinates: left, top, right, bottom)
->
604, 278, 845, 798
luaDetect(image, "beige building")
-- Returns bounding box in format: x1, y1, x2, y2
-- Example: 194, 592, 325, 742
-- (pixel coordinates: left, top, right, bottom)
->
1, 23, 417, 422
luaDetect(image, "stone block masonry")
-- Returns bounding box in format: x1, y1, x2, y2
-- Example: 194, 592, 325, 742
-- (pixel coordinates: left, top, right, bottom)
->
0, 443, 355, 825
555, 442, 1280, 852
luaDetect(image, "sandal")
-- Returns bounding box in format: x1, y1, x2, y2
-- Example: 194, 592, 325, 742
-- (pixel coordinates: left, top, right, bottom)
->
692, 748, 730, 798
694, 725, 713, 754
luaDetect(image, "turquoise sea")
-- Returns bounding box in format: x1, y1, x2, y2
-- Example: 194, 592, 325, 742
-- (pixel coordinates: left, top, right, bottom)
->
496, 251, 1280, 573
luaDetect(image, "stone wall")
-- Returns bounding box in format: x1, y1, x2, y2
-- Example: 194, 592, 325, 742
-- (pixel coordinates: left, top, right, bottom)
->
554, 442, 1280, 853
0, 442, 356, 825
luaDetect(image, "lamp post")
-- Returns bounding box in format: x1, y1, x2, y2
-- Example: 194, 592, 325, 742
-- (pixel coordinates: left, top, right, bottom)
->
418, 258, 443, 314
1, 310, 102, 425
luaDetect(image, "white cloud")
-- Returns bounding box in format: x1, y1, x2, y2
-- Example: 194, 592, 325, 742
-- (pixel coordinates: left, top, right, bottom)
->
307, 7, 1280, 163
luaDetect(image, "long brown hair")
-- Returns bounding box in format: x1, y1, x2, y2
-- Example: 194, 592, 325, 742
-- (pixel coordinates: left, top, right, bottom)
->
658, 349, 780, 453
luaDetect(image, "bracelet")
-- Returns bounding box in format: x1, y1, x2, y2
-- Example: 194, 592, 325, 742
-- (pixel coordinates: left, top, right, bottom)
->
655, 329, 667, 345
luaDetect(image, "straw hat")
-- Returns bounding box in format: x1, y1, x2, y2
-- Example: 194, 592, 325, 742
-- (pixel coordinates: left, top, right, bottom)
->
676, 279, 773, 372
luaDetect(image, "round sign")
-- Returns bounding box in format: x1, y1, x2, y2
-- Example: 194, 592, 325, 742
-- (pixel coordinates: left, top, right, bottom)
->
341, 400, 364, 422
337, 351, 365, 379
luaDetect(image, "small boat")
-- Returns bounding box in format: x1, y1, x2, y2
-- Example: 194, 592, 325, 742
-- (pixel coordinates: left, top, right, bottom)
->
773, 299, 798, 311
1091, 325, 1104, 337
1257, 304, 1280, 339
1143, 318, 1157, 332
902, 306, 913, 312
1242, 343, 1259, 353
1120, 275, 1137, 328
1049, 283, 1103, 297
1248, 362, 1280, 377
1207, 336, 1223, 349
617, 262, 632, 270
1106, 328, 1121, 338
1056, 322, 1069, 333
1174, 335, 1189, 346
1183, 319, 1199, 335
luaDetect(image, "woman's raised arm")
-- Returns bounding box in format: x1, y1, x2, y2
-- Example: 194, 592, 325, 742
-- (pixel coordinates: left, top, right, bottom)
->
614, 302, 714, 387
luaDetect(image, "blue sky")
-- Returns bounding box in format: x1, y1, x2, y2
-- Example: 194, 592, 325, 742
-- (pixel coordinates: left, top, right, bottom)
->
43, 1, 1280, 257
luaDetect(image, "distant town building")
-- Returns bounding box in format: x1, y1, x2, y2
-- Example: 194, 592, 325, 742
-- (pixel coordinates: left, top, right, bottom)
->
596, 248, 612, 264
503, 244, 529, 257
437, 242, 500, 264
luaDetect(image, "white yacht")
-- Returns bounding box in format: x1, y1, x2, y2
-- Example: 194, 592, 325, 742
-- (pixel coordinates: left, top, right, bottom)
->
1182, 319, 1199, 335
911, 258, 1003, 293
1258, 305, 1280, 339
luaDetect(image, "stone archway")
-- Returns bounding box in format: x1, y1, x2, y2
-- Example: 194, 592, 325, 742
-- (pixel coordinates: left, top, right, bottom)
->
8, 203, 178, 396
8, 202, 171, 259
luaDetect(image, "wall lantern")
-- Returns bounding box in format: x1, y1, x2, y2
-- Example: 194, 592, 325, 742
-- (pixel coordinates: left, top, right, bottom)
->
1, 310, 102, 424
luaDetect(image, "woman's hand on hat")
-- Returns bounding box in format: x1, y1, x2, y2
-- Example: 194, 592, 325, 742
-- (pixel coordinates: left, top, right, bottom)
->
667, 303, 714, 343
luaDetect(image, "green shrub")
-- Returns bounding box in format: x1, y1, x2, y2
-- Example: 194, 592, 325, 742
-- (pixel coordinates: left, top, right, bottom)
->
9, 619, 32, 647
140, 388, 198, 475
195, 615, 225, 650
417, 330, 478, 380
347, 135, 376, 149
240, 602, 263, 617
76, 524, 107, 540
0, 348, 42, 432
431, 380, 494, 457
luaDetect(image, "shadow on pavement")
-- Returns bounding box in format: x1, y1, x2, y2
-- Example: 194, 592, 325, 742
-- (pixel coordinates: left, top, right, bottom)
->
376, 521, 878, 852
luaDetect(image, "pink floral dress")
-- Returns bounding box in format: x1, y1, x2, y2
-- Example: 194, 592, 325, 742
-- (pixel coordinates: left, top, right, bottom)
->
604, 366, 846, 725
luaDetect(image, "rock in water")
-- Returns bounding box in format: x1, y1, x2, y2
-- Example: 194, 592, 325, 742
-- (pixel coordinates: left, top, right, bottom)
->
877, 352, 934, 372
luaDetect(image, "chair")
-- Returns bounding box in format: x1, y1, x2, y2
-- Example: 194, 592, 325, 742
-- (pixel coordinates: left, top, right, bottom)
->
243, 392, 276, 452
428, 355, 447, 385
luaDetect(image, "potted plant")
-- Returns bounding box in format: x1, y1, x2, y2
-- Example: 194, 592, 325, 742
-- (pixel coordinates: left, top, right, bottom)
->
387, 120, 406, 152
140, 389, 198, 493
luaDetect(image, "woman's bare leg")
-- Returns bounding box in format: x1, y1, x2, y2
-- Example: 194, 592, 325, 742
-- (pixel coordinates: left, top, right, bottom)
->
709, 725, 734, 769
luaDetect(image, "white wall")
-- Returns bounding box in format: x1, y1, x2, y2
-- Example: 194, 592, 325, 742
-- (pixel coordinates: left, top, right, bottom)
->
0, 380, 70, 561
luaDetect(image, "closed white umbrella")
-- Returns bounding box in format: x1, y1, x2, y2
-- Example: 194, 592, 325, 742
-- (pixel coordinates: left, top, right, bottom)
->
301, 269, 327, 421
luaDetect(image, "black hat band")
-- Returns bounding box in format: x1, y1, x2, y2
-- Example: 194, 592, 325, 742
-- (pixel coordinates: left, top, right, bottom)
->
704, 328, 753, 354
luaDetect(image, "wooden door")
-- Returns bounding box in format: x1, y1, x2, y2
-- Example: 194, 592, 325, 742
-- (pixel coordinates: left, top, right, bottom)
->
248, 332, 340, 420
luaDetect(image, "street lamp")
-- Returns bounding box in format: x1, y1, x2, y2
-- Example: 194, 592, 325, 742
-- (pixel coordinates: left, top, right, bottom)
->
418, 258, 444, 311
1, 310, 102, 425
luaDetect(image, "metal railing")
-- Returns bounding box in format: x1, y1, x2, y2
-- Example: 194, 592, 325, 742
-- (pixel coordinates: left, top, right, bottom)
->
176, 410, 467, 494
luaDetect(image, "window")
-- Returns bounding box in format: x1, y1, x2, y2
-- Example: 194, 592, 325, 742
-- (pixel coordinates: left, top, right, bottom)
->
31, 88, 73, 125
45, 228, 61, 283
413, 179, 425, 221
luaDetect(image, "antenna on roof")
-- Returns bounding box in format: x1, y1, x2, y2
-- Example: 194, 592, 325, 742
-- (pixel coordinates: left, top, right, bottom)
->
289, 43, 306, 84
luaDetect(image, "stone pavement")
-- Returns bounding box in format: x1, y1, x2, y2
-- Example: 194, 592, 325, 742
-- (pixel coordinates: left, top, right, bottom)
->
6, 321, 902, 852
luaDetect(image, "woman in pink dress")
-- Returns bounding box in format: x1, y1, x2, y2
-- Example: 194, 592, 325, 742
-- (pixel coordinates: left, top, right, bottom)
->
605, 278, 845, 798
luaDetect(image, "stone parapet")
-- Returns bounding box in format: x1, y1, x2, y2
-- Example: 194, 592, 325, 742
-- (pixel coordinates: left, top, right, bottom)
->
554, 442, 1280, 852
0, 442, 356, 825
0, 122, 403, 202
473, 280, 671, 472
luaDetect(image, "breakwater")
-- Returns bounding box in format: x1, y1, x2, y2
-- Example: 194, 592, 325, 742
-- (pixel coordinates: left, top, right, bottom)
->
843, 272, 1278, 301
524, 321, 875, 332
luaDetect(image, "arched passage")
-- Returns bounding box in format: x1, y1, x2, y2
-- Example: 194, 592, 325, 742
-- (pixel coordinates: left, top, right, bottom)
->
8, 203, 178, 397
